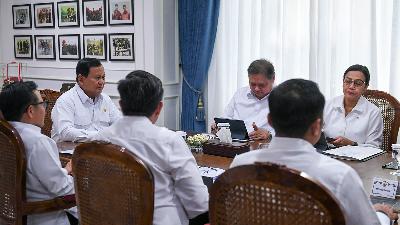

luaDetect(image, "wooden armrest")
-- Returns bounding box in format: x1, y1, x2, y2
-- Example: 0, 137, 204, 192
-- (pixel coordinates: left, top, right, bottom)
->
22, 194, 76, 215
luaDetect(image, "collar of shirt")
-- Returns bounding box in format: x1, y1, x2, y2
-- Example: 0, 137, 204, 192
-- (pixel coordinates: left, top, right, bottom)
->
333, 95, 367, 114
120, 115, 152, 125
245, 87, 269, 101
9, 121, 41, 133
75, 85, 103, 105
268, 136, 316, 152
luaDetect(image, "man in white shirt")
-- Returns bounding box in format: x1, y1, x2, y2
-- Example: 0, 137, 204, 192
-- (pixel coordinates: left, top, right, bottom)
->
51, 58, 121, 142
230, 79, 397, 225
0, 81, 76, 225
91, 70, 209, 225
221, 59, 275, 140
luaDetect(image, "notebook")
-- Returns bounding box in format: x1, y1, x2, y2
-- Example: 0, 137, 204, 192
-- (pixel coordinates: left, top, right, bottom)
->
322, 146, 385, 161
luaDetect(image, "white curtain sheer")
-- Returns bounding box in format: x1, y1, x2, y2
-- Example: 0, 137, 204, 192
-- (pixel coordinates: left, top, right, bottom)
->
206, 0, 400, 130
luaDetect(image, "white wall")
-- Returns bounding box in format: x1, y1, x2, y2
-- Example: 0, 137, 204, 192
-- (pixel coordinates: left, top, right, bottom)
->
0, 0, 180, 130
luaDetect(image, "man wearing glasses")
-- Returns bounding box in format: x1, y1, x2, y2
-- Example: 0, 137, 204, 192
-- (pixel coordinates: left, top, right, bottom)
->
51, 58, 121, 142
323, 64, 383, 148
0, 81, 76, 225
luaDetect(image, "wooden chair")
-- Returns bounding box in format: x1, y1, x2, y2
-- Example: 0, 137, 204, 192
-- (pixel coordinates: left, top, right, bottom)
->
0, 119, 76, 225
39, 89, 61, 137
60, 83, 75, 94
209, 163, 345, 225
363, 90, 400, 152
72, 142, 154, 225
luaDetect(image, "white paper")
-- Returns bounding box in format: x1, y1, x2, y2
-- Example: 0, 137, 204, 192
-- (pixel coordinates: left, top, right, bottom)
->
371, 177, 398, 199
60, 149, 74, 155
325, 146, 383, 160
198, 166, 225, 178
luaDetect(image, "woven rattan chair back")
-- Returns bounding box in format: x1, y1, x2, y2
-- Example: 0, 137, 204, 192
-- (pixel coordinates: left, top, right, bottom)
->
363, 90, 400, 152
210, 163, 346, 225
73, 142, 154, 225
0, 120, 26, 225
39, 89, 61, 137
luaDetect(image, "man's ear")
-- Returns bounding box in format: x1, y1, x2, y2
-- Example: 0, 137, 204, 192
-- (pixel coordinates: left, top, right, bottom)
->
310, 118, 322, 137
25, 105, 34, 119
155, 101, 163, 116
77, 75, 84, 85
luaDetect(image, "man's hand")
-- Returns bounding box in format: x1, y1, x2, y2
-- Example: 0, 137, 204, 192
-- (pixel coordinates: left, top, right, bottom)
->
211, 123, 219, 134
374, 203, 398, 220
249, 122, 271, 140
330, 136, 355, 147
64, 160, 73, 175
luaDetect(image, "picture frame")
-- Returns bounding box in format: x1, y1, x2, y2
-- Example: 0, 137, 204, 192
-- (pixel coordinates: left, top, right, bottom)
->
34, 2, 55, 28
82, 0, 106, 26
109, 33, 134, 61
57, 1, 80, 27
14, 35, 33, 59
59, 34, 81, 60
12, 4, 32, 29
34, 35, 56, 60
83, 34, 107, 60
108, 0, 134, 25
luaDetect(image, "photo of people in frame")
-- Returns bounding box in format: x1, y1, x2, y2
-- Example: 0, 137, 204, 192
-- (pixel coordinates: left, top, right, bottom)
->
59, 35, 81, 60
109, 33, 134, 61
58, 1, 80, 27
34, 3, 55, 28
83, 0, 106, 26
14, 35, 32, 58
34, 35, 55, 59
12, 4, 32, 29
109, 0, 133, 25
83, 34, 107, 60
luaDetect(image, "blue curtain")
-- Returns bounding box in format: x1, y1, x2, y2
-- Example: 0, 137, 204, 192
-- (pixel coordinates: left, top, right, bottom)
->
179, 0, 220, 132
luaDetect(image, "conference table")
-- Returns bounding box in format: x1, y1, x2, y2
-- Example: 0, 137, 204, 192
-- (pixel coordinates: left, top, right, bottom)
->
57, 140, 398, 194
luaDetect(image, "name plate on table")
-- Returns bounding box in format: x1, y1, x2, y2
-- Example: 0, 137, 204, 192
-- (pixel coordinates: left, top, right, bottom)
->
371, 177, 398, 199
203, 139, 250, 158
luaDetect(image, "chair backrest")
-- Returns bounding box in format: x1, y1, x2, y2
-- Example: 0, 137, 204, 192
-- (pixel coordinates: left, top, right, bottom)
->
73, 142, 154, 225
0, 120, 27, 225
209, 163, 346, 225
39, 89, 61, 137
60, 83, 75, 94
363, 90, 400, 152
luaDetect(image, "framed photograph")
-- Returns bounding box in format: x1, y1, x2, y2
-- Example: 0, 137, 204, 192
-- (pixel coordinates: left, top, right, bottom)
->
109, 33, 134, 61
59, 34, 81, 60
83, 34, 107, 60
82, 0, 106, 26
57, 1, 80, 27
14, 35, 33, 59
34, 3, 55, 28
108, 0, 134, 25
34, 35, 56, 60
12, 4, 32, 29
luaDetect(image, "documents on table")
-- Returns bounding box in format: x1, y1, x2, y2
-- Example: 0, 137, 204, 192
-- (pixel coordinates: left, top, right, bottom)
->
198, 166, 225, 179
371, 177, 398, 199
323, 146, 384, 161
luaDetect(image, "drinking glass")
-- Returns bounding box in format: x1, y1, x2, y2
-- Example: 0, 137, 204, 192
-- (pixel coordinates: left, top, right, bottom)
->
390, 144, 400, 176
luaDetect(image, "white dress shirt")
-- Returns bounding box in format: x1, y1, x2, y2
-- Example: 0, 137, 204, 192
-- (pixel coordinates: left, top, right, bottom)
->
323, 95, 383, 148
51, 85, 121, 142
91, 116, 209, 225
10, 122, 75, 225
224, 86, 275, 134
231, 137, 389, 225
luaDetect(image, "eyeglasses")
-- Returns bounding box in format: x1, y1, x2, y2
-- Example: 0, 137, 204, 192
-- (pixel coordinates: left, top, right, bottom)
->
30, 101, 48, 109
343, 78, 365, 87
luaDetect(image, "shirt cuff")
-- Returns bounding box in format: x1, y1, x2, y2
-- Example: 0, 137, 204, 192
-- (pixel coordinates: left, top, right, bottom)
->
376, 211, 391, 225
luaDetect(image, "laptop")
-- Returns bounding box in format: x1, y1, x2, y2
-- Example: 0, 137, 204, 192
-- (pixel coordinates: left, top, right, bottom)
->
214, 118, 249, 141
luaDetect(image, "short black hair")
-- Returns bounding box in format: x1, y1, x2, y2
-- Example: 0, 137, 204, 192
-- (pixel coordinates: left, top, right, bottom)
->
268, 79, 325, 137
76, 58, 102, 82
118, 70, 164, 117
0, 81, 39, 121
247, 59, 275, 80
343, 64, 370, 86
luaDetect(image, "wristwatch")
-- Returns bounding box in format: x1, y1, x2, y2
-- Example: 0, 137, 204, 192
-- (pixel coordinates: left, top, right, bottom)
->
352, 141, 358, 146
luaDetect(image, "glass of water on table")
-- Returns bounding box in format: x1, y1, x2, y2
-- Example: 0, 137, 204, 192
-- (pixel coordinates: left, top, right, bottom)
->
390, 144, 400, 176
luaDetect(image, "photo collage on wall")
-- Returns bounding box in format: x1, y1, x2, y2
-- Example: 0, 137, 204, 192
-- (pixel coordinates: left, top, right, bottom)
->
12, 0, 135, 61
